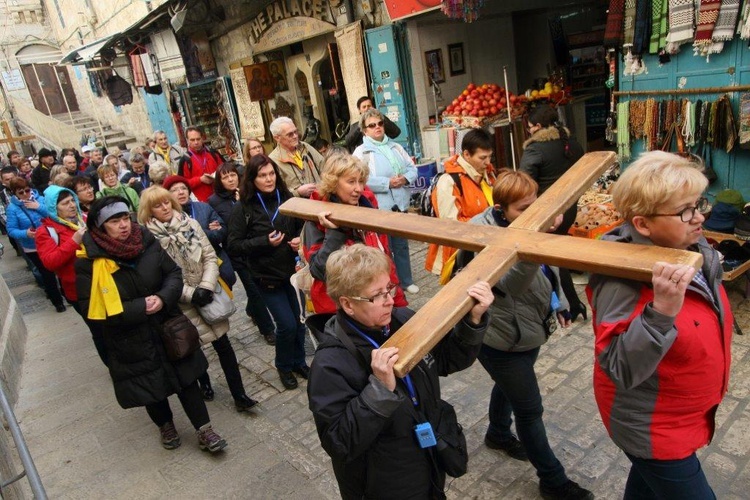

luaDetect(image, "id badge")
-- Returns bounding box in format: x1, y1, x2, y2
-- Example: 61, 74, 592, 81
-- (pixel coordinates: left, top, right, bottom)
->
414, 422, 437, 448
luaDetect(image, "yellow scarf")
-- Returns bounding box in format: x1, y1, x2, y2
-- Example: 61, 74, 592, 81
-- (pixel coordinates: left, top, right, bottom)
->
76, 247, 124, 319
155, 145, 171, 165
291, 150, 304, 170
480, 180, 493, 206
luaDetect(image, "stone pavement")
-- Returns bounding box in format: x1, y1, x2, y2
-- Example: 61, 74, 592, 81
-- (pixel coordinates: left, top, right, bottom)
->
4, 235, 750, 499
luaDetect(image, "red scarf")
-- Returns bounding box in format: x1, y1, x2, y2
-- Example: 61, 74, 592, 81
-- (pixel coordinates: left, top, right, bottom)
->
90, 222, 144, 260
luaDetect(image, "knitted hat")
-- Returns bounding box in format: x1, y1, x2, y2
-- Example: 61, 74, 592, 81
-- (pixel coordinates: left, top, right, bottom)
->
703, 202, 739, 233
162, 175, 191, 193
38, 148, 54, 159
715, 189, 745, 212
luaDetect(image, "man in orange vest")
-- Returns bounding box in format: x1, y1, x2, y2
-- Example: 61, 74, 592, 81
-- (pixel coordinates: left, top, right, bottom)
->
425, 129, 496, 277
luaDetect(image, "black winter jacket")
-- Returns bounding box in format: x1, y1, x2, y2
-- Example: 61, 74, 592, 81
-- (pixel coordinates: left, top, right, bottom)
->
226, 189, 303, 286
307, 309, 487, 499
75, 228, 208, 409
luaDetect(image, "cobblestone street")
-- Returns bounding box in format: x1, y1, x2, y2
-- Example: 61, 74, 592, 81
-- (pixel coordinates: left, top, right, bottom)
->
5, 236, 750, 499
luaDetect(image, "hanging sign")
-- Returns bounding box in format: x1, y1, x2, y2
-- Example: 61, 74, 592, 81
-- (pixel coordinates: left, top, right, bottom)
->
383, 0, 441, 21
1, 69, 25, 91
249, 0, 337, 53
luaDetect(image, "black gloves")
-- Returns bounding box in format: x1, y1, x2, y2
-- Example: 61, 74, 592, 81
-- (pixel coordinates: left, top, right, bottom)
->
191, 287, 214, 307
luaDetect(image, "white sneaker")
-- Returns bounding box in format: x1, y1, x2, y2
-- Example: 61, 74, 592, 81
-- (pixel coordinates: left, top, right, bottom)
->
405, 284, 420, 294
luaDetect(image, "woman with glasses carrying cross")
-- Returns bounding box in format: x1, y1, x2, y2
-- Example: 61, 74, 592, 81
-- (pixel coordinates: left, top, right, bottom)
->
226, 154, 308, 390
353, 108, 420, 295
307, 244, 493, 499
587, 151, 732, 499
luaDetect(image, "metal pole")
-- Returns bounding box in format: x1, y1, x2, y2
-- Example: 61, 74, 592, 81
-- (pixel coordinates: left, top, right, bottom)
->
502, 66, 517, 170
30, 64, 53, 117
0, 380, 48, 499
52, 66, 75, 126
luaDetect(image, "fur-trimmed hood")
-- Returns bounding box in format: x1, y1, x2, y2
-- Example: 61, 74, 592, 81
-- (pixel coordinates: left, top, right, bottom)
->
523, 125, 571, 149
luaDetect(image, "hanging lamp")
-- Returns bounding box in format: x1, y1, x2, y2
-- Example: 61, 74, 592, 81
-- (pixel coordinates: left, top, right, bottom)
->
441, 0, 485, 23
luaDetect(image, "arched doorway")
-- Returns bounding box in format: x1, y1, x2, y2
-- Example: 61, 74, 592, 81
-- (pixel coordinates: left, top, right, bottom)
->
16, 44, 79, 116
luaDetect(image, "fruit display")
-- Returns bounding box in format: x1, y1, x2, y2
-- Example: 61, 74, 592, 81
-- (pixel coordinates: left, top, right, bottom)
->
523, 79, 571, 104
442, 83, 526, 127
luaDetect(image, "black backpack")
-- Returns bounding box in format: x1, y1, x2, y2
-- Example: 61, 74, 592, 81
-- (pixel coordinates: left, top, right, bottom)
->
418, 172, 464, 217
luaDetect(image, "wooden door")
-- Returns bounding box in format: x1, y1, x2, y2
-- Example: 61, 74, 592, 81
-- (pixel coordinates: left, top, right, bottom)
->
55, 66, 79, 113
21, 64, 49, 115
19, 64, 78, 116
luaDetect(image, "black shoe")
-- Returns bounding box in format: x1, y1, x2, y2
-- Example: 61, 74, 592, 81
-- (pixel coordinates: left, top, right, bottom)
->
263, 332, 276, 345
278, 370, 298, 390
539, 480, 594, 500
292, 365, 310, 380
54, 303, 66, 313
570, 304, 588, 322
484, 435, 528, 461
234, 395, 259, 412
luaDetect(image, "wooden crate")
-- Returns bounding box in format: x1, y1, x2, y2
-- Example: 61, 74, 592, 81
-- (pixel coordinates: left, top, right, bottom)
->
568, 219, 624, 239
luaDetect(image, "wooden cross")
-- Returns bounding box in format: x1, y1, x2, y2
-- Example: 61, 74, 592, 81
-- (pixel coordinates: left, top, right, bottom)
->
0, 121, 35, 150
280, 151, 703, 377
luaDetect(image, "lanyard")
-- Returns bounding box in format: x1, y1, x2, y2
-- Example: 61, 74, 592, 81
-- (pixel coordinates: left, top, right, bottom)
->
345, 320, 419, 406
256, 189, 281, 228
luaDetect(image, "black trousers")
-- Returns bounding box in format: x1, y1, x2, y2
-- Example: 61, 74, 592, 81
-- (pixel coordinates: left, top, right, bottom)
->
144, 381, 209, 430
198, 334, 246, 400
25, 251, 64, 307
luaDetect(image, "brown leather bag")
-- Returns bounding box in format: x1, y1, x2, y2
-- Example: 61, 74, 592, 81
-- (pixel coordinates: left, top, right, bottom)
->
160, 312, 201, 361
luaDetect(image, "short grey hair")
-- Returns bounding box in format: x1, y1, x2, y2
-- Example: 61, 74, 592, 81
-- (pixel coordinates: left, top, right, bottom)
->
270, 116, 295, 137
359, 108, 384, 133
153, 130, 167, 140
130, 153, 146, 164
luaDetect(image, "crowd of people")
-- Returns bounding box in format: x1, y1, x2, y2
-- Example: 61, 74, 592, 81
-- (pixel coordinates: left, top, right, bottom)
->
0, 100, 733, 499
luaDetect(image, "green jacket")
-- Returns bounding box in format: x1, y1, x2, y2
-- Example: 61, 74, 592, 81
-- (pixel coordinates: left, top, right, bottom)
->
96, 183, 140, 212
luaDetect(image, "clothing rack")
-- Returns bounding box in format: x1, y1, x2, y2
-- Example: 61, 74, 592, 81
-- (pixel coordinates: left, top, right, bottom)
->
613, 84, 750, 98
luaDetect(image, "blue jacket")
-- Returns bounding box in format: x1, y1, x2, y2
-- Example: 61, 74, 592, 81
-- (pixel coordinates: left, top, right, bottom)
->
7, 190, 47, 250
184, 200, 236, 287
353, 137, 417, 212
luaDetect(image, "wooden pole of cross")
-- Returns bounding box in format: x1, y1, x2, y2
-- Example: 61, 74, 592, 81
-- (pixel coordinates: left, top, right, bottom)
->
280, 151, 703, 377
0, 121, 35, 150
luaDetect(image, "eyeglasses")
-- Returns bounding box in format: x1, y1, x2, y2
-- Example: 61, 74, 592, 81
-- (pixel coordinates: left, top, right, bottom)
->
76, 185, 94, 193
349, 283, 398, 304
283, 130, 299, 139
365, 121, 384, 129
15, 188, 31, 195
646, 197, 709, 223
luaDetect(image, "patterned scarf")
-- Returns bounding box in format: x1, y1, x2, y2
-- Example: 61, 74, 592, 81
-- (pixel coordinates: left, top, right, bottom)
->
90, 222, 144, 260
739, 93, 750, 148
146, 212, 203, 275
633, 0, 653, 54
623, 0, 637, 48
666, 0, 695, 52
604, 0, 626, 47
739, 1, 750, 38
650, 0, 669, 53
694, 0, 722, 56
363, 135, 404, 175
709, 0, 741, 53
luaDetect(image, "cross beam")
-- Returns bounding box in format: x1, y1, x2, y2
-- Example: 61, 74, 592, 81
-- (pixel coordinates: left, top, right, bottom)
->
281, 152, 703, 376
0, 122, 35, 150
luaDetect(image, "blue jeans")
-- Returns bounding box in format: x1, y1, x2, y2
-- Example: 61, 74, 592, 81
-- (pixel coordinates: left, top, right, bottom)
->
255, 280, 306, 372
388, 235, 413, 287
477, 344, 568, 488
624, 453, 715, 499
236, 267, 276, 335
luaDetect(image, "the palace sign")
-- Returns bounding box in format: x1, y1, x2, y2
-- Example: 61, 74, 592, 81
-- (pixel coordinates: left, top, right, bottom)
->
249, 0, 337, 53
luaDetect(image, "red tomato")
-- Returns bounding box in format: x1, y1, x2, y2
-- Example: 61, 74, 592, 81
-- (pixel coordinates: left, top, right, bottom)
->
510, 95, 518, 104
478, 109, 487, 117
488, 98, 497, 106
499, 97, 507, 106
467, 83, 476, 91
490, 106, 498, 115
462, 90, 469, 97
461, 109, 469, 116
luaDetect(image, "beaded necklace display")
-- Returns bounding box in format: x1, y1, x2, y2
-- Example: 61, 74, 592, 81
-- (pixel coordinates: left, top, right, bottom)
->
630, 100, 646, 138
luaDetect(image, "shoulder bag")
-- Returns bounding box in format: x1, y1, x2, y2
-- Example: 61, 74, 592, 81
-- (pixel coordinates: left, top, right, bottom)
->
161, 311, 201, 361
198, 283, 237, 325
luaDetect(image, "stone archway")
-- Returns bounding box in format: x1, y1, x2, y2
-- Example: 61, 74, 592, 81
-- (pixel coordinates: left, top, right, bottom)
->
16, 44, 79, 116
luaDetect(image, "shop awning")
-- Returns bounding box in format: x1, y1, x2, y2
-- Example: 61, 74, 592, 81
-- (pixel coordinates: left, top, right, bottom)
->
58, 34, 121, 65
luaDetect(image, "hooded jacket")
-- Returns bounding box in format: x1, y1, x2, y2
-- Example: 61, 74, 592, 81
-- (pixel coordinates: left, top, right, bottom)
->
6, 189, 47, 250
36, 185, 84, 301
307, 308, 487, 499
586, 223, 732, 460
462, 207, 568, 351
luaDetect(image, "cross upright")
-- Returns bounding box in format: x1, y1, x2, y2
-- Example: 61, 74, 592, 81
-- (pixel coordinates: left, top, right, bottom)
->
280, 151, 703, 377
0, 121, 35, 150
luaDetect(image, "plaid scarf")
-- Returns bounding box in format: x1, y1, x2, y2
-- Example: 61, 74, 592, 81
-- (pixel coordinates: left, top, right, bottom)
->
633, 0, 653, 54
604, 0, 626, 47
90, 222, 144, 260
708, 0, 741, 53
649, 0, 669, 53
623, 0, 637, 47
666, 0, 695, 52
694, 0, 722, 52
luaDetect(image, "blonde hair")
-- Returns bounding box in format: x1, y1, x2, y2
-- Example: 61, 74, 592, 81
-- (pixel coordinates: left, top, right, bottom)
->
49, 164, 68, 184
612, 151, 708, 222
326, 244, 391, 304
492, 168, 538, 207
97, 163, 118, 179
318, 152, 369, 199
148, 160, 170, 185
359, 108, 384, 132
137, 186, 182, 224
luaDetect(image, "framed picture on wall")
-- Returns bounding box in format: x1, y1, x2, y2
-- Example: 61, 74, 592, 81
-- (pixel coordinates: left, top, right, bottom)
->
448, 43, 465, 76
244, 62, 275, 101
267, 60, 288, 92
424, 49, 445, 84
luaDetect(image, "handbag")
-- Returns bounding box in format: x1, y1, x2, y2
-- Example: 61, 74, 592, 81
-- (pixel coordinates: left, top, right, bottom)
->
433, 399, 468, 478
198, 283, 237, 325
160, 311, 201, 361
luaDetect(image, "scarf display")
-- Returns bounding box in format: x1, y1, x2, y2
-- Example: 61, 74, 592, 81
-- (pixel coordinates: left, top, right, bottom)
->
633, 0, 653, 55
709, 0, 742, 54
617, 101, 631, 160
650, 0, 669, 53
363, 135, 404, 175
623, 0, 637, 48
146, 212, 203, 275
666, 0, 695, 52
694, 0, 722, 55
739, 1, 750, 38
605, 0, 626, 47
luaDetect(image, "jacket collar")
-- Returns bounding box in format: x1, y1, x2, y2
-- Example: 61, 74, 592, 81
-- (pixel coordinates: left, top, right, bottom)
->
455, 155, 485, 184
523, 125, 568, 149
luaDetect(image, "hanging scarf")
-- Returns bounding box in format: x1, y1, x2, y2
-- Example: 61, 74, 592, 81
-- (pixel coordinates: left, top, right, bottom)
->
666, 0, 696, 53
715, 95, 738, 152
650, 0, 669, 53
708, 0, 741, 54
694, 0, 722, 56
363, 135, 403, 176
605, 0, 626, 47
739, 0, 750, 38
633, 0, 653, 55
146, 212, 203, 275
623, 0, 637, 49
617, 100, 631, 160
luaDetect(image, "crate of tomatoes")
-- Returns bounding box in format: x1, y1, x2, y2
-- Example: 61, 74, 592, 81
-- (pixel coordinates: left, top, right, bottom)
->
442, 83, 527, 128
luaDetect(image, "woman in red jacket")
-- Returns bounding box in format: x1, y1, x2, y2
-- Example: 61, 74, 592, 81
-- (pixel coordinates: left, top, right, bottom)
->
36, 184, 107, 365
587, 151, 732, 499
